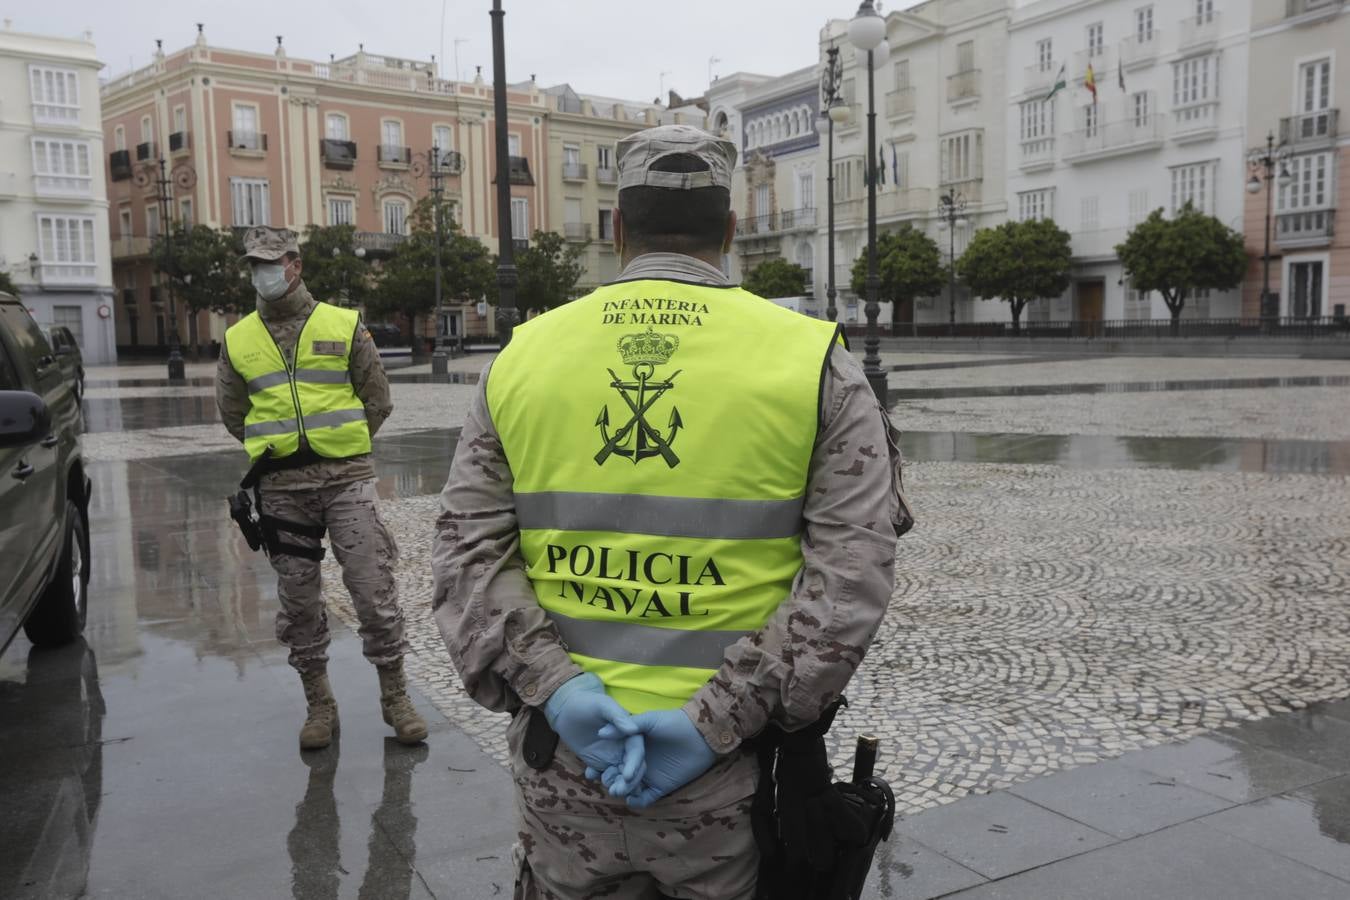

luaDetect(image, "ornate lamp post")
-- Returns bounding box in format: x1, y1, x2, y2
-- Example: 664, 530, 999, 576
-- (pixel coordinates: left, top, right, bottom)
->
848, 0, 888, 401
936, 189, 968, 336
329, 243, 366, 306
135, 156, 196, 382
1246, 132, 1293, 323
820, 45, 852, 325
490, 0, 518, 348
412, 145, 451, 371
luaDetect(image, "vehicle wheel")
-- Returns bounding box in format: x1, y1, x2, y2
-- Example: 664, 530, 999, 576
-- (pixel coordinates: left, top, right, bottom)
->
23, 499, 90, 646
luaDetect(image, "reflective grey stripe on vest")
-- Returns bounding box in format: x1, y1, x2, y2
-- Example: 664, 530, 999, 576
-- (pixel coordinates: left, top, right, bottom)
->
516, 491, 804, 540
246, 368, 350, 394
546, 609, 749, 670
243, 407, 365, 439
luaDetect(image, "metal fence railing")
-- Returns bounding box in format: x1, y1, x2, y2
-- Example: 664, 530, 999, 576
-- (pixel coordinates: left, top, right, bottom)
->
842, 316, 1350, 340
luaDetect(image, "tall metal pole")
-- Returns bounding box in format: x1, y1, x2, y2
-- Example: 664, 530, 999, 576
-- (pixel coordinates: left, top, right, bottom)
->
824, 46, 841, 325
948, 209, 957, 336
1261, 133, 1274, 321
430, 145, 448, 374
491, 0, 518, 348
157, 157, 185, 382
862, 50, 886, 400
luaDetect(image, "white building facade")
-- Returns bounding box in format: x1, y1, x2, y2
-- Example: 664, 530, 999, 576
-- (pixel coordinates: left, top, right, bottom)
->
0, 28, 116, 362
1006, 0, 1251, 323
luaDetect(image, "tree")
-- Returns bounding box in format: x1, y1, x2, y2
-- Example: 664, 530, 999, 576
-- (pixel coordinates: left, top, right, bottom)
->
1115, 204, 1247, 332
373, 197, 495, 331
743, 257, 808, 299
0, 270, 17, 296
298, 224, 373, 308
151, 225, 254, 315
958, 219, 1072, 335
516, 229, 588, 314
849, 225, 946, 327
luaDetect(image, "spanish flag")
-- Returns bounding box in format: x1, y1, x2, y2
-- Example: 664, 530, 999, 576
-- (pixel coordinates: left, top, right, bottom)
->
1085, 63, 1098, 105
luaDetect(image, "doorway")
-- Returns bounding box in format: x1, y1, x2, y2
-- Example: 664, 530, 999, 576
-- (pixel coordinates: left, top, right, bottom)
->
1075, 280, 1105, 337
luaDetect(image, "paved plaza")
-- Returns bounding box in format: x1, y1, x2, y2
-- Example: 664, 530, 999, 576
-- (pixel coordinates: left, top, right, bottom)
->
3, 348, 1350, 898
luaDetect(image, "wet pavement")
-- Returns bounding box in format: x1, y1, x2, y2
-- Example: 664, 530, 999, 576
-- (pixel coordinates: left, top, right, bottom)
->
4, 350, 1350, 899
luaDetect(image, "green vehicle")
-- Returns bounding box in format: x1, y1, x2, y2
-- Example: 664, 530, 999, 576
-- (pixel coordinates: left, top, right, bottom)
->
0, 292, 92, 652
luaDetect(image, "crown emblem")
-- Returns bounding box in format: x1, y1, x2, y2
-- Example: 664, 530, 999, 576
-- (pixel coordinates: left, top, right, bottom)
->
617, 327, 679, 367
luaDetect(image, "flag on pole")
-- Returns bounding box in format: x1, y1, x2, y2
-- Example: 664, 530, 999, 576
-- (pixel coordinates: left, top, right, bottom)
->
878, 145, 886, 187
1117, 56, 1126, 92
1043, 63, 1067, 101
891, 143, 900, 187
1085, 62, 1098, 105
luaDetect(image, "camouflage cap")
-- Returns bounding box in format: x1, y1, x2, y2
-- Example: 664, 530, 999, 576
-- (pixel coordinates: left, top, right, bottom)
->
240, 226, 300, 262
616, 124, 737, 192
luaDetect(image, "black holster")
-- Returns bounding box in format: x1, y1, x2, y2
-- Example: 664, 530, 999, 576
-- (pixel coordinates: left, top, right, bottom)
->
228, 447, 328, 561
752, 698, 896, 900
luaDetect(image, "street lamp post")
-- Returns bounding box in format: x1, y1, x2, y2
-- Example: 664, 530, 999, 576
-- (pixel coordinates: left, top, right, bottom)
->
414, 145, 450, 372
329, 243, 366, 306
1246, 132, 1292, 325
490, 0, 518, 348
848, 0, 888, 402
820, 46, 851, 326
138, 156, 196, 382
937, 189, 968, 337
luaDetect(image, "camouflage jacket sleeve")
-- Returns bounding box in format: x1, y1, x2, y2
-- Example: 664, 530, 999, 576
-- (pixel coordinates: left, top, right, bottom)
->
684, 345, 907, 754
430, 363, 582, 713
215, 337, 249, 443
349, 319, 394, 437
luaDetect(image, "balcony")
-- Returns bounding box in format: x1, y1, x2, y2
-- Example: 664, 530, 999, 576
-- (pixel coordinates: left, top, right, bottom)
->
1023, 62, 1061, 97
836, 187, 934, 223
1073, 48, 1114, 82
886, 87, 915, 119
1287, 0, 1344, 22
563, 222, 592, 242
1064, 115, 1163, 163
227, 130, 268, 154
736, 213, 778, 237
35, 261, 98, 287
1119, 32, 1159, 69
1281, 109, 1339, 149
1172, 101, 1220, 143
513, 238, 530, 254
136, 141, 157, 162
109, 149, 133, 181
1020, 137, 1056, 171
377, 144, 410, 167
836, 103, 864, 133
1178, 12, 1220, 51
434, 149, 464, 175
733, 208, 819, 239
321, 138, 357, 169
596, 166, 618, 186
34, 173, 94, 200
947, 69, 981, 104
562, 161, 589, 182
506, 155, 534, 186
779, 207, 817, 231
352, 231, 406, 256
112, 235, 154, 260
1276, 209, 1335, 248
169, 131, 190, 154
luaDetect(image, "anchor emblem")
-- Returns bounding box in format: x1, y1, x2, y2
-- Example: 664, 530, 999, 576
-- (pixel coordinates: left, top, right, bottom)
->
595, 327, 684, 468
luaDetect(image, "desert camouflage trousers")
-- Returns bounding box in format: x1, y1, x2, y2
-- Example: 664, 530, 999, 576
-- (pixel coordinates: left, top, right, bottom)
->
260, 478, 408, 673
505, 709, 760, 900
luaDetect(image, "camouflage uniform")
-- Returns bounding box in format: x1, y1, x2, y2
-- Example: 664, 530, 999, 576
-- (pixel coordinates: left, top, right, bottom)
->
215, 232, 406, 674
431, 245, 908, 898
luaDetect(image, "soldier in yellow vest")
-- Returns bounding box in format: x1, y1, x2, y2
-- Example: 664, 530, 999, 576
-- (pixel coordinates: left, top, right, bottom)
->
432, 126, 908, 898
216, 226, 427, 751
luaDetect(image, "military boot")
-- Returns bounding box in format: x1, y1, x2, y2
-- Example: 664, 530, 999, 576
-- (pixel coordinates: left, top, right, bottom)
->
377, 661, 428, 745
299, 668, 339, 751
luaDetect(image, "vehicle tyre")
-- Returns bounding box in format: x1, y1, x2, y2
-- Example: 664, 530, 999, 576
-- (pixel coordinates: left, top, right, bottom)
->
23, 499, 90, 646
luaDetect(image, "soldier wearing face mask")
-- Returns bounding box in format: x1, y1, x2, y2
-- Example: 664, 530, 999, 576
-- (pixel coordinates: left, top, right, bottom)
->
215, 226, 427, 751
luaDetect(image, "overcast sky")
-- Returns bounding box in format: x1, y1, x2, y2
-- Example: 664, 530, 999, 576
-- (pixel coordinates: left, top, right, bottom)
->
4, 0, 925, 102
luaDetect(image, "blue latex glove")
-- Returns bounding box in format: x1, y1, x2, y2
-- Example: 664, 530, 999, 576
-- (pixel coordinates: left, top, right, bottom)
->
543, 673, 644, 790
597, 708, 717, 808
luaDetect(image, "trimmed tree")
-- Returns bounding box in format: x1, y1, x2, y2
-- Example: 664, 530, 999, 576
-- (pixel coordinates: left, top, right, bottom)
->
0, 270, 17, 295
743, 257, 808, 299
958, 218, 1072, 335
151, 225, 255, 315
1115, 203, 1247, 332
516, 229, 588, 313
298, 224, 373, 308
850, 224, 946, 328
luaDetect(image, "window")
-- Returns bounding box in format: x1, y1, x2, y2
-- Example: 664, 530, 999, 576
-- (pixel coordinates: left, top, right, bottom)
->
146, 206, 160, 239
384, 199, 409, 235
834, 157, 866, 201
382, 119, 404, 150
798, 171, 814, 209
232, 104, 261, 148
36, 215, 97, 282
940, 130, 982, 183
956, 41, 975, 73
1020, 99, 1054, 141
140, 114, 154, 144
1281, 152, 1332, 212
754, 183, 771, 218
1289, 261, 1324, 318
1036, 39, 1053, 72
179, 197, 193, 226
841, 77, 856, 105
328, 196, 355, 226
1125, 287, 1151, 318
508, 133, 522, 156
1082, 104, 1099, 137
31, 138, 92, 194
1129, 188, 1150, 225
1087, 23, 1104, 57
53, 306, 84, 347
114, 125, 126, 151
434, 124, 454, 153
1170, 160, 1216, 213
598, 208, 614, 241
796, 242, 814, 285
1081, 195, 1100, 230
326, 113, 349, 140
119, 207, 132, 239
1018, 189, 1054, 221
1173, 55, 1218, 106
894, 60, 910, 89
1135, 6, 1154, 41
563, 144, 581, 166
510, 197, 529, 240
173, 105, 187, 134
597, 145, 613, 169
1195, 0, 1214, 22
1133, 92, 1150, 126
229, 177, 271, 226
565, 198, 582, 225
29, 65, 80, 124
1300, 58, 1332, 114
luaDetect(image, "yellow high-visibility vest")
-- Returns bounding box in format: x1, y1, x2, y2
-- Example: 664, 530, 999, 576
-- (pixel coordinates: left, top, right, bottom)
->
488, 279, 841, 712
225, 302, 371, 463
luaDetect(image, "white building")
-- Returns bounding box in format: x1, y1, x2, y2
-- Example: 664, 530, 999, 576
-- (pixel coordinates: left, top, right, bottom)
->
0, 26, 116, 363
1006, 0, 1251, 323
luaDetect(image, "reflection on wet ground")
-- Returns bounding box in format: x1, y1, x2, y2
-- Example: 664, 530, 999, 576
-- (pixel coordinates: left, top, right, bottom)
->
85, 375, 216, 390
890, 374, 1350, 400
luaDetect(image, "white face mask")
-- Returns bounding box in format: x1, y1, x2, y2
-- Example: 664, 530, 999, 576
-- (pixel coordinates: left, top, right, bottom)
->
251, 262, 291, 301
